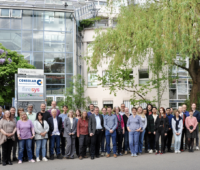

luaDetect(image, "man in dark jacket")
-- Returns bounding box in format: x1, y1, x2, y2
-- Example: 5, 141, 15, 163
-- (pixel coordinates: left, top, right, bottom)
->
89, 107, 104, 160
48, 109, 63, 160
191, 103, 200, 150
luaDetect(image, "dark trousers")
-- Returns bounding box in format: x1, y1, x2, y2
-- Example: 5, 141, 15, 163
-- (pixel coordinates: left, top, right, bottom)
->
144, 131, 149, 151
0, 145, 1, 161
12, 133, 18, 158
60, 133, 66, 156
79, 135, 89, 157
148, 133, 156, 150
155, 127, 165, 152
2, 139, 14, 163
90, 130, 102, 157
101, 131, 106, 152
181, 128, 187, 150
75, 137, 79, 156
31, 138, 35, 157
116, 132, 123, 154
164, 129, 173, 151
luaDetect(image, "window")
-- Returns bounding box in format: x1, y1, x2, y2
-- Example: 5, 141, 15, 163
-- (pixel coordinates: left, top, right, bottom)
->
11, 9, 22, 18
1, 9, 10, 17
103, 101, 113, 109
139, 70, 149, 85
102, 71, 110, 85
91, 101, 98, 107
88, 72, 98, 87
99, 1, 107, 6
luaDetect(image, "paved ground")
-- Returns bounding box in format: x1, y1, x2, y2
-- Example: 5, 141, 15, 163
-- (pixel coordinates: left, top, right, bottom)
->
2, 150, 200, 170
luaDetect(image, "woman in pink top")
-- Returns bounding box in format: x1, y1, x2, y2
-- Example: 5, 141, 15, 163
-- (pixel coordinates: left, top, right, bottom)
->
114, 106, 125, 156
185, 110, 198, 152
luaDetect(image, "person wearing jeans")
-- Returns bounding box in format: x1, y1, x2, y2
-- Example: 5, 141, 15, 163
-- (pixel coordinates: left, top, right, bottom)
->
172, 110, 183, 153
34, 112, 49, 162
127, 107, 142, 157
48, 109, 63, 160
17, 112, 35, 164
137, 106, 147, 155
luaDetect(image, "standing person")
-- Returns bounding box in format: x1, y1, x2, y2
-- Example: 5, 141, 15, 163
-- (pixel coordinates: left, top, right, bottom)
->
104, 106, 118, 158
64, 110, 77, 159
179, 106, 186, 152
143, 109, 147, 115
58, 105, 68, 156
34, 112, 49, 162
77, 111, 89, 160
191, 103, 200, 150
17, 112, 35, 164
119, 103, 125, 116
0, 110, 16, 166
89, 107, 104, 160
147, 107, 158, 154
40, 103, 51, 122
122, 107, 131, 155
164, 108, 174, 153
26, 104, 36, 159
146, 104, 153, 116
101, 107, 107, 156
87, 104, 94, 117
154, 107, 169, 155
127, 107, 142, 157
114, 106, 124, 156
137, 106, 147, 155
185, 110, 198, 152
48, 109, 63, 160
10, 107, 18, 162
0, 111, 3, 164
48, 101, 61, 116
17, 108, 24, 121
75, 109, 81, 157
172, 110, 183, 154
182, 104, 189, 150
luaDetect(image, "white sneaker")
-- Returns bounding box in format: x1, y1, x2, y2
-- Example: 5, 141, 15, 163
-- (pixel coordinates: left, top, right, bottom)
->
177, 150, 181, 154
149, 149, 153, 154
101, 153, 105, 156
29, 159, 35, 163
42, 157, 48, 161
36, 157, 40, 162
196, 146, 199, 150
124, 151, 128, 155
133, 154, 137, 157
18, 160, 22, 164
131, 153, 134, 157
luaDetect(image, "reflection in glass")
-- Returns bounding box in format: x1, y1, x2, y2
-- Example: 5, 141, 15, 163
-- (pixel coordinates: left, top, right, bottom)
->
21, 52, 32, 64
46, 75, 65, 84
12, 10, 22, 17
178, 84, 187, 94
66, 18, 73, 32
33, 52, 43, 69
169, 89, 177, 99
22, 10, 33, 30
44, 42, 65, 52
10, 18, 21, 29
33, 11, 43, 30
66, 74, 73, 88
22, 31, 32, 51
66, 32, 73, 52
0, 30, 21, 50
44, 12, 65, 31
66, 55, 73, 73
0, 18, 10, 29
44, 63, 65, 73
33, 31, 43, 51
44, 53, 65, 63
44, 31, 65, 42
47, 85, 65, 94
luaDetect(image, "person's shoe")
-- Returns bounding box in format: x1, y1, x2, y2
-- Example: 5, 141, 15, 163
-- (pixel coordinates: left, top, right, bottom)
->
12, 157, 18, 162
180, 149, 184, 152
196, 146, 199, 150
7, 161, 12, 165
79, 156, 83, 160
119, 153, 123, 156
101, 152, 105, 156
124, 151, 128, 155
131, 153, 134, 157
91, 156, 94, 160
96, 155, 99, 158
106, 154, 110, 158
42, 157, 48, 162
50, 155, 54, 160
175, 150, 178, 154
2, 162, 6, 166
18, 160, 22, 164
168, 149, 173, 153
57, 154, 63, 159
133, 154, 137, 157
113, 154, 117, 158
84, 156, 88, 158
160, 152, 163, 155
149, 149, 153, 154
29, 159, 35, 163
36, 157, 40, 162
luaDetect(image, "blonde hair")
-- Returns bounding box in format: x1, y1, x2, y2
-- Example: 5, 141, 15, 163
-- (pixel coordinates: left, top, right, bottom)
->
68, 110, 74, 118
137, 106, 145, 118
20, 112, 28, 120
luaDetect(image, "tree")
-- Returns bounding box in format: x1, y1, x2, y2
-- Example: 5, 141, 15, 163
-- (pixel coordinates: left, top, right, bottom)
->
0, 44, 35, 105
87, 0, 200, 106
58, 74, 91, 110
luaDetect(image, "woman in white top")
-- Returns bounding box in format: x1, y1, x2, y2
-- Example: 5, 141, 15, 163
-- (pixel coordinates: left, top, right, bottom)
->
137, 106, 147, 155
171, 110, 183, 154
34, 112, 49, 162
63, 110, 77, 159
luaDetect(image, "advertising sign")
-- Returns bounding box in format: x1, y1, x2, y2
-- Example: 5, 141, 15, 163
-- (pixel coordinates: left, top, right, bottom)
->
18, 69, 44, 75
18, 78, 43, 87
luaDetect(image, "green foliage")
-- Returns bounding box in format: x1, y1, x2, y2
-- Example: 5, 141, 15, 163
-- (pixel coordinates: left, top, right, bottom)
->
78, 17, 102, 31
57, 74, 91, 111
0, 44, 35, 105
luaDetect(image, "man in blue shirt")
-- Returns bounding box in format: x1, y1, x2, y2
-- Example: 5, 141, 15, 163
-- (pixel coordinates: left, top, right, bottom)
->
104, 106, 118, 158
87, 104, 94, 117
191, 103, 200, 150
164, 108, 174, 153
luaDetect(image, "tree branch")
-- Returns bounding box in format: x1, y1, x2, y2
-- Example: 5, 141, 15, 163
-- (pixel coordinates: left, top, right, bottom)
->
173, 62, 189, 72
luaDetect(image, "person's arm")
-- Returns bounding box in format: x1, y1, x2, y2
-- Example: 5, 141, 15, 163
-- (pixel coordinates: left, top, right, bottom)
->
138, 116, 142, 130
104, 117, 110, 131
44, 120, 49, 133
193, 117, 198, 131
165, 117, 169, 133
127, 117, 130, 130
33, 121, 42, 135
198, 111, 200, 122
16, 121, 20, 136
112, 116, 118, 131
171, 119, 176, 133
77, 119, 80, 137
144, 116, 147, 130
154, 117, 158, 132
72, 119, 77, 134
179, 119, 183, 133
30, 121, 35, 137
185, 117, 189, 130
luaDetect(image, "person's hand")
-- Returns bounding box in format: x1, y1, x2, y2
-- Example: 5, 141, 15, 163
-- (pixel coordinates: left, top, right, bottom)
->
77, 135, 79, 138
123, 130, 125, 134
135, 129, 140, 132
18, 136, 22, 140
169, 128, 171, 130
90, 133, 94, 136
30, 136, 34, 139
140, 130, 143, 132
148, 132, 151, 134
154, 131, 156, 135
165, 133, 167, 136
109, 130, 113, 133
128, 129, 131, 132
69, 133, 71, 135
71, 133, 74, 135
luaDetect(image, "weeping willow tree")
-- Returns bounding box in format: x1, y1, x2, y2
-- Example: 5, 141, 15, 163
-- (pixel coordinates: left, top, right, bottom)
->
86, 0, 200, 106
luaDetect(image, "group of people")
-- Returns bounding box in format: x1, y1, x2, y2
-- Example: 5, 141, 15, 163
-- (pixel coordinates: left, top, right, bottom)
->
0, 101, 199, 166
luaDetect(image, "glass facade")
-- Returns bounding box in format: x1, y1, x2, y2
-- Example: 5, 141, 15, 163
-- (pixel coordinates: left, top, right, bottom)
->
0, 9, 74, 96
